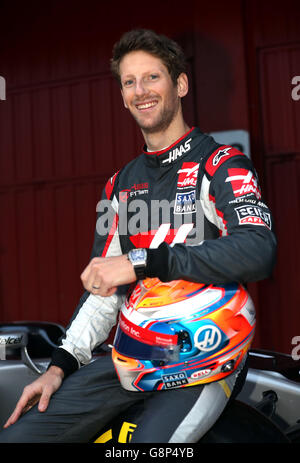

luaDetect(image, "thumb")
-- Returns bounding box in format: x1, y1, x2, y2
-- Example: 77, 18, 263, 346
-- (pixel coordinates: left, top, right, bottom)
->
104, 286, 118, 297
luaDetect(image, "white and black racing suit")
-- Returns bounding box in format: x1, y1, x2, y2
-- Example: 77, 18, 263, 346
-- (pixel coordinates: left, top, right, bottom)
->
0, 127, 276, 443
51, 126, 276, 374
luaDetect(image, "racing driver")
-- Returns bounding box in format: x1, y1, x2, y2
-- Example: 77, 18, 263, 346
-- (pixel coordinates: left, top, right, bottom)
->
0, 29, 277, 443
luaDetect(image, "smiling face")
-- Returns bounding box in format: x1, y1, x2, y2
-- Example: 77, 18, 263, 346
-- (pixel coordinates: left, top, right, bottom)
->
119, 50, 188, 136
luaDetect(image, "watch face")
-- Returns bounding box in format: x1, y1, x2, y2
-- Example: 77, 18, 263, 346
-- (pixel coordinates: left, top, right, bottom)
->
133, 249, 145, 259
129, 248, 146, 264
128, 249, 147, 280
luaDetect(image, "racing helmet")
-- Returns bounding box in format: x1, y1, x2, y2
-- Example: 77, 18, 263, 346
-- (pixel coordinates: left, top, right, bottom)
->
112, 278, 256, 392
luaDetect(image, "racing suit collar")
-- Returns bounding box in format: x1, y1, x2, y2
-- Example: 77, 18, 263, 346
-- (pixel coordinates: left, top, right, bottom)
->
142, 127, 199, 167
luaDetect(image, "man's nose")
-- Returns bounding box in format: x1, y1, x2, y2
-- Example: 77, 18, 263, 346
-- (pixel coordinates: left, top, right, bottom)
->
135, 79, 147, 97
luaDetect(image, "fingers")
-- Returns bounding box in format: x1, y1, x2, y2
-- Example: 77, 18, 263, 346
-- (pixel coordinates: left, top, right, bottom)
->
81, 257, 102, 294
89, 284, 118, 297
3, 387, 40, 428
101, 286, 118, 297
80, 255, 135, 296
81, 258, 115, 296
38, 386, 52, 412
37, 368, 63, 413
3, 367, 63, 428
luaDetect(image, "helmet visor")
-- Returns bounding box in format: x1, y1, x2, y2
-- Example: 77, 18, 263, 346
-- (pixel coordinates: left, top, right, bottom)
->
113, 323, 180, 363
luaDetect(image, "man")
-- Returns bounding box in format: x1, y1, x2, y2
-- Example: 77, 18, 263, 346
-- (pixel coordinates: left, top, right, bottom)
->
0, 29, 276, 443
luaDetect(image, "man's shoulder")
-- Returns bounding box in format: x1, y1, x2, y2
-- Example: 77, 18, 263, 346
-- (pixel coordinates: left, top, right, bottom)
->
202, 143, 248, 179
191, 129, 250, 179
104, 153, 145, 199
117, 152, 145, 181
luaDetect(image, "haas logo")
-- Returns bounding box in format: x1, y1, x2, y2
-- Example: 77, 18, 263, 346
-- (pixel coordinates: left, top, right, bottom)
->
177, 163, 199, 189
225, 168, 261, 199
194, 325, 222, 352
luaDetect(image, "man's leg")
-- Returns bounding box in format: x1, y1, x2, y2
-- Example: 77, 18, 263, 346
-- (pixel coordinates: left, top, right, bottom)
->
0, 355, 152, 443
129, 359, 248, 443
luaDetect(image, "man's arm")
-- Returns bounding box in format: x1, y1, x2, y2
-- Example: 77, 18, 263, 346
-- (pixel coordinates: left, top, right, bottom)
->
50, 172, 127, 376
146, 154, 277, 285
4, 174, 130, 427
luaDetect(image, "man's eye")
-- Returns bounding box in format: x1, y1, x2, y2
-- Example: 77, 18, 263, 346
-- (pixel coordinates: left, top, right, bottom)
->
123, 79, 134, 87
149, 74, 159, 80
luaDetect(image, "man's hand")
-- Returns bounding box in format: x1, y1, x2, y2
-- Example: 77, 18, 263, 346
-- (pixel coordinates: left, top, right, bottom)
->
3, 366, 64, 428
81, 255, 136, 297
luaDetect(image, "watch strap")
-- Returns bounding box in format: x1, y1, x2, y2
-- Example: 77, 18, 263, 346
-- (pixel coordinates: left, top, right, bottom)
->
128, 248, 147, 280
134, 265, 147, 280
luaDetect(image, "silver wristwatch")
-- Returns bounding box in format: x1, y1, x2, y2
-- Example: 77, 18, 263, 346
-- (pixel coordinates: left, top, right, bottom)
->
127, 248, 147, 280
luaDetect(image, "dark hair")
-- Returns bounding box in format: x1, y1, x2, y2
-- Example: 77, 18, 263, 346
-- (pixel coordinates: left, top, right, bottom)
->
111, 29, 187, 87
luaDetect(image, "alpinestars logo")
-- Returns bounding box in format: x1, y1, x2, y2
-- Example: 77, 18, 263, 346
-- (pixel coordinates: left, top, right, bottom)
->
212, 147, 232, 166
177, 162, 199, 189
225, 168, 261, 199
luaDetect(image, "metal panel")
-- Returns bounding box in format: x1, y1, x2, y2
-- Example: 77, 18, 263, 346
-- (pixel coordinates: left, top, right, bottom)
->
243, 0, 300, 354
259, 45, 300, 156
244, 0, 300, 48
256, 44, 300, 354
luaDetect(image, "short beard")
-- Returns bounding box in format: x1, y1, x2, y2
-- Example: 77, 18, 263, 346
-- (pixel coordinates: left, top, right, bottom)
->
134, 95, 180, 135
138, 107, 177, 134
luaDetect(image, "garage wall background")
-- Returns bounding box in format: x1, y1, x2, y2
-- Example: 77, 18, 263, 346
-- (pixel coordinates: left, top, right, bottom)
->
0, 0, 299, 354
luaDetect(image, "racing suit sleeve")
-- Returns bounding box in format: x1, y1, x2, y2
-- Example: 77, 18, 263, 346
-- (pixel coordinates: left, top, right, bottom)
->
146, 154, 277, 285
50, 172, 125, 377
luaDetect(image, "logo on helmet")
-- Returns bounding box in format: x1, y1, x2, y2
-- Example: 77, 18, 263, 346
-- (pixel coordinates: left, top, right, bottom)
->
194, 325, 222, 352
162, 372, 188, 389
191, 369, 211, 379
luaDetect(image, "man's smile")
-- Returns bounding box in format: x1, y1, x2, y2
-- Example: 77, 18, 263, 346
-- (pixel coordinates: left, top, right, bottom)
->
135, 100, 158, 111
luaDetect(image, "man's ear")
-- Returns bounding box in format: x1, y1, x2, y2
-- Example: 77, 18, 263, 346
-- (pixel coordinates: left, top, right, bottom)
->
121, 89, 128, 109
177, 73, 189, 98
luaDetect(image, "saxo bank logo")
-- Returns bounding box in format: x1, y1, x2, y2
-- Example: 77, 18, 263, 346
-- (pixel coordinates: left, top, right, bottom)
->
194, 324, 222, 352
